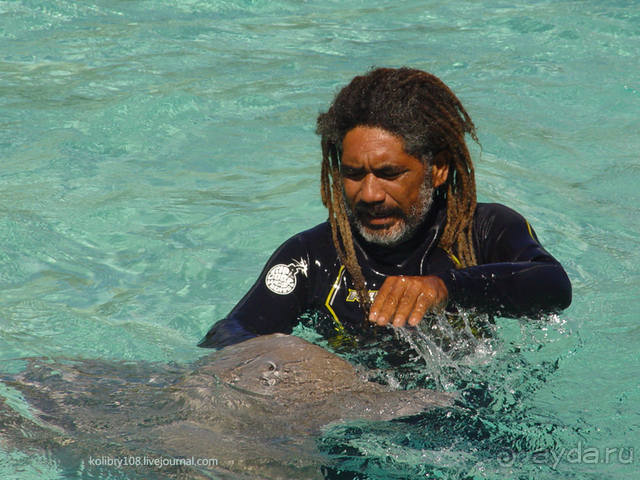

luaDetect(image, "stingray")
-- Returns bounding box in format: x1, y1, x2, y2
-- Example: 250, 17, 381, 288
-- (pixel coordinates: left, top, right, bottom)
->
0, 333, 454, 479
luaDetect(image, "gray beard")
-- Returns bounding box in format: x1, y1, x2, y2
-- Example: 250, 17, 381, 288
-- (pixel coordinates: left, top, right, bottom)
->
344, 178, 435, 247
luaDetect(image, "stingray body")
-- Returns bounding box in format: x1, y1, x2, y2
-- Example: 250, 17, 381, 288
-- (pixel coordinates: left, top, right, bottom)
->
0, 334, 453, 479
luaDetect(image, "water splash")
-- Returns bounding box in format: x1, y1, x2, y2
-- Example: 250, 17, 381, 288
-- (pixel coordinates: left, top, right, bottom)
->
319, 314, 583, 479
393, 311, 497, 390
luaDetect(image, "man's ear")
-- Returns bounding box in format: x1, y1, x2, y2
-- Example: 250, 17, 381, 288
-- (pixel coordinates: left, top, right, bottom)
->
431, 150, 450, 188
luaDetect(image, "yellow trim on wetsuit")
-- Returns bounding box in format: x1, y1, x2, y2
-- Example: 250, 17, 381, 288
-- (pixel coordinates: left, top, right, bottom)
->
324, 265, 359, 348
525, 220, 535, 241
324, 265, 347, 335
446, 250, 462, 268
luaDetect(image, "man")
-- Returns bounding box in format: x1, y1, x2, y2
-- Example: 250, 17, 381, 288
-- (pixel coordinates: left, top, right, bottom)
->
198, 67, 571, 350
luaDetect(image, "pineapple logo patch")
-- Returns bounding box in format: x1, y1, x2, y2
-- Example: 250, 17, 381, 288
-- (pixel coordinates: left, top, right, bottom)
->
265, 258, 308, 295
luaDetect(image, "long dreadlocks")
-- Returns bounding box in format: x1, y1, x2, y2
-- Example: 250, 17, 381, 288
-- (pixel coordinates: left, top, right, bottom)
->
316, 67, 479, 317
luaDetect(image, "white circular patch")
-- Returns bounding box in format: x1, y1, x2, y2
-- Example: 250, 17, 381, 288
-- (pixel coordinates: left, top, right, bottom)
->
265, 264, 297, 295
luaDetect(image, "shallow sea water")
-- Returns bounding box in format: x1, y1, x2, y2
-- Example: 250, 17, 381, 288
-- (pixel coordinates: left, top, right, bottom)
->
1, 0, 639, 478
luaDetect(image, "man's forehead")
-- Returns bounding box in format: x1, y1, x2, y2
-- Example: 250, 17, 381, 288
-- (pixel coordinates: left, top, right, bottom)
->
340, 126, 425, 168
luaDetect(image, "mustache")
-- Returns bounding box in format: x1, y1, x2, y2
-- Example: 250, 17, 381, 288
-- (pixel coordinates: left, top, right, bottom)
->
353, 203, 404, 219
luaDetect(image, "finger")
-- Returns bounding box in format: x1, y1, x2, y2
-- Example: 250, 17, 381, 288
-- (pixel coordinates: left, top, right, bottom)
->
407, 291, 432, 326
369, 277, 399, 326
408, 277, 449, 326
369, 276, 392, 323
392, 281, 423, 327
370, 277, 406, 326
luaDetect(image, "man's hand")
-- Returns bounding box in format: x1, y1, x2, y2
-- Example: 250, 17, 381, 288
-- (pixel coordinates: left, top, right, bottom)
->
368, 275, 448, 327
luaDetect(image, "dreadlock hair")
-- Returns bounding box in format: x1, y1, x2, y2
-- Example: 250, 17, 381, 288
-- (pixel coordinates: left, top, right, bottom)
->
316, 67, 479, 317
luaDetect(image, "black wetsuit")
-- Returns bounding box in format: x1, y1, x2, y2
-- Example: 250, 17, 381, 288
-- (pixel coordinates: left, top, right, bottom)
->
198, 198, 571, 349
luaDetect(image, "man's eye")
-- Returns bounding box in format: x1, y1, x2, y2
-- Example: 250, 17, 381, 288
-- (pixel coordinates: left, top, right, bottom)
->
377, 169, 404, 180
342, 168, 364, 180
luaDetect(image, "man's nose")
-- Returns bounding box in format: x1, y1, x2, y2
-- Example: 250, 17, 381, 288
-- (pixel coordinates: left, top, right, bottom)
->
360, 174, 385, 204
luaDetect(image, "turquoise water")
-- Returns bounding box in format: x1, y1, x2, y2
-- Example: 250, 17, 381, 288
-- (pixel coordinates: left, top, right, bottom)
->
1, 0, 639, 478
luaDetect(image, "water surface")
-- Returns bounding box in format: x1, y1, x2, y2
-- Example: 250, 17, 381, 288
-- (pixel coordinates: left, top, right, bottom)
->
1, 1, 638, 478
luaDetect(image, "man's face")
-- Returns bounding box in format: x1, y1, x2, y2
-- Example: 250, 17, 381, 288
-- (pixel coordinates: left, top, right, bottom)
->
341, 126, 434, 246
